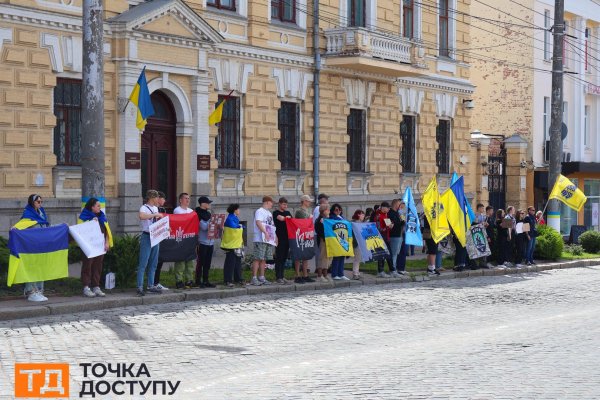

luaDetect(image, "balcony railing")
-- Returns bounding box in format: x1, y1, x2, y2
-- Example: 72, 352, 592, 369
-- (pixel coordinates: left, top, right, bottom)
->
325, 27, 412, 64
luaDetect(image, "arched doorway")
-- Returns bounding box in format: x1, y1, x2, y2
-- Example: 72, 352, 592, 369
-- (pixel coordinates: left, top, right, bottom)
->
141, 91, 177, 209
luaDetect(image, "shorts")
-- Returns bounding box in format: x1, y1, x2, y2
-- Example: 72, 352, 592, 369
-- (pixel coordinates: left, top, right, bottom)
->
425, 238, 438, 255
253, 242, 275, 261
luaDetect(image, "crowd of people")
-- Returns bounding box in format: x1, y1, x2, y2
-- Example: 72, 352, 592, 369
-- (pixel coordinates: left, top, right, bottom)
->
11, 190, 548, 302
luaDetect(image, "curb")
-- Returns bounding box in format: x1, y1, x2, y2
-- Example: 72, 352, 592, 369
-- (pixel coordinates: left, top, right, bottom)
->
1, 259, 598, 322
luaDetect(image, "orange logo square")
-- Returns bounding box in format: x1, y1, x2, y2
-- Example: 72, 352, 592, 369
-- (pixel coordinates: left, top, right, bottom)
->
15, 363, 69, 398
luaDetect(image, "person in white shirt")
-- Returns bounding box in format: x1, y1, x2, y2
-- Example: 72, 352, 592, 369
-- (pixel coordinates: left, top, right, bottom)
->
137, 190, 166, 296
173, 192, 195, 289
251, 196, 276, 286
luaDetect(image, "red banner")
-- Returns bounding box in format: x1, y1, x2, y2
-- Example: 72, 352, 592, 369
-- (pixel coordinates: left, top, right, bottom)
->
159, 213, 199, 262
286, 218, 315, 261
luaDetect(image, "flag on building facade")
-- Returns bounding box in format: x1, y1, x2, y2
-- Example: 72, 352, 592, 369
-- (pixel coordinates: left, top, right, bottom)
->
128, 66, 155, 131
286, 218, 315, 261
549, 174, 587, 212
208, 100, 225, 125
323, 219, 354, 257
422, 177, 450, 243
157, 213, 199, 262
402, 186, 423, 246
7, 224, 69, 286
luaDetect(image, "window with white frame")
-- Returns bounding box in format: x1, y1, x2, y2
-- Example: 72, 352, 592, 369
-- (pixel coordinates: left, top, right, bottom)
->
544, 10, 551, 60
584, 105, 590, 147
348, 0, 366, 27
585, 28, 590, 73
403, 0, 414, 39
436, 119, 451, 174
271, 0, 296, 23
347, 109, 366, 172
278, 102, 301, 170
400, 115, 416, 173
207, 0, 236, 11
438, 0, 449, 57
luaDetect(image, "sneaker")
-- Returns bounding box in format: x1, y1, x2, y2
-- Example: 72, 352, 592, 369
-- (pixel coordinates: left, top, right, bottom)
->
147, 285, 163, 294
294, 277, 305, 284
503, 262, 513, 268
453, 266, 464, 272
531, 261, 536, 265
276, 279, 285, 284
398, 270, 407, 275
204, 282, 216, 288
352, 274, 361, 280
92, 287, 105, 297
136, 288, 145, 297
185, 281, 194, 288
257, 277, 271, 285
390, 271, 401, 278
83, 287, 96, 298
377, 272, 390, 278
225, 282, 235, 288
332, 276, 342, 280
486, 263, 495, 269
303, 277, 315, 283
515, 264, 524, 269
176, 281, 184, 289
27, 291, 47, 302
250, 277, 262, 286
526, 262, 532, 266
155, 283, 169, 291
340, 276, 350, 281
319, 276, 329, 283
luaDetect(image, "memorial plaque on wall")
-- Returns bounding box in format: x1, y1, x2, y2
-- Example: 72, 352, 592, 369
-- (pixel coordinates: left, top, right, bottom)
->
125, 152, 141, 169
197, 155, 210, 171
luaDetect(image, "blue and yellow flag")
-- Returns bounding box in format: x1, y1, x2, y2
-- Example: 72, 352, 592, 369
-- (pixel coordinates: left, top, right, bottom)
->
7, 224, 69, 286
208, 100, 225, 125
442, 176, 472, 247
402, 186, 423, 246
323, 218, 354, 257
451, 172, 476, 223
422, 177, 450, 243
549, 174, 587, 212
128, 66, 155, 131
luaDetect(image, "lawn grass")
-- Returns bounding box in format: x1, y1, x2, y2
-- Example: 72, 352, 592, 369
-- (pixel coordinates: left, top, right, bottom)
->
560, 251, 600, 260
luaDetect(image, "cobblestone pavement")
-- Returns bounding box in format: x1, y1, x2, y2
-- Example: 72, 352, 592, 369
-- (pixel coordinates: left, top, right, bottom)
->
1, 267, 599, 399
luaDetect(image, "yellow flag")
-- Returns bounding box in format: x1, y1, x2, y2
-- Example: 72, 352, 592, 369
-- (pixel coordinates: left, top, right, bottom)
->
208, 100, 225, 125
422, 177, 450, 243
549, 174, 587, 212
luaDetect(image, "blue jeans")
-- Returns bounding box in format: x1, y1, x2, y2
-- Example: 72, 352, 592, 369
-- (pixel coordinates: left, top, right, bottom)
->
526, 236, 536, 263
390, 237, 403, 271
137, 233, 159, 289
24, 281, 43, 294
331, 256, 345, 278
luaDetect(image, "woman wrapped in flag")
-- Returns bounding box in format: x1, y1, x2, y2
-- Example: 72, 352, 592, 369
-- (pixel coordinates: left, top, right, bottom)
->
79, 198, 113, 298
221, 203, 245, 288
13, 194, 50, 302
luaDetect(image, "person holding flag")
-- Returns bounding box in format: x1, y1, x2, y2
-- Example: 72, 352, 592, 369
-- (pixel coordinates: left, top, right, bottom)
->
12, 194, 51, 302
128, 66, 155, 131
79, 198, 112, 298
403, 187, 426, 273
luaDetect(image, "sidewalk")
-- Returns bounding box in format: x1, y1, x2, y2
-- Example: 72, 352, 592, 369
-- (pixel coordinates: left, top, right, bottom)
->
1, 258, 597, 321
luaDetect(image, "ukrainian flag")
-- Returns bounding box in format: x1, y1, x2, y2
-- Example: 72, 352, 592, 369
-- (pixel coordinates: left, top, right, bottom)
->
221, 227, 243, 250
128, 66, 155, 131
451, 172, 476, 223
442, 176, 472, 247
7, 224, 69, 287
323, 219, 354, 257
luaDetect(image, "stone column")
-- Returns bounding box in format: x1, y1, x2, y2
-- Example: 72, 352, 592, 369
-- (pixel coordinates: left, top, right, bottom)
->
503, 134, 528, 211
191, 72, 213, 197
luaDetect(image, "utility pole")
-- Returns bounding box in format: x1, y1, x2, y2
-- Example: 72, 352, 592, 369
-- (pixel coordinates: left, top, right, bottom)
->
81, 0, 105, 205
547, 0, 564, 232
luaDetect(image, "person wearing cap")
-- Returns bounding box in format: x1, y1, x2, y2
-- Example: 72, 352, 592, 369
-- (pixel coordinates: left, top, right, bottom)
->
195, 196, 216, 288
293, 194, 315, 284
137, 190, 166, 296
273, 197, 292, 285
153, 191, 170, 291
251, 196, 276, 286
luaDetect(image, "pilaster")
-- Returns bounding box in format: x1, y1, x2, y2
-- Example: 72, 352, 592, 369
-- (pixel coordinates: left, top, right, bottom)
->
503, 134, 528, 211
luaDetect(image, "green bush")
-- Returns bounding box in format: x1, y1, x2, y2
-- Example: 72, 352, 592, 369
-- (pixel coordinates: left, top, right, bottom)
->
578, 230, 600, 253
534, 225, 564, 260
68, 242, 84, 264
104, 234, 140, 289
564, 244, 584, 256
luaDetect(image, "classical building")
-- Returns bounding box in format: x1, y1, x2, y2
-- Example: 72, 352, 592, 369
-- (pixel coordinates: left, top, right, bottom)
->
0, 0, 475, 235
471, 0, 600, 234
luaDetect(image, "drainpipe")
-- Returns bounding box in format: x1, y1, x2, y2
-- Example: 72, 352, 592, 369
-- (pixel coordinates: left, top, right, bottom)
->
312, 0, 321, 199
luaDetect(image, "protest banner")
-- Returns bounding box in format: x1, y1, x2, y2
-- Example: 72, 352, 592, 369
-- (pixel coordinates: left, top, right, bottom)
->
149, 216, 170, 247
68, 220, 106, 258
286, 218, 315, 260
324, 219, 354, 257
438, 235, 455, 255
466, 225, 491, 260
159, 213, 199, 262
262, 224, 277, 246
352, 222, 389, 262
207, 213, 226, 240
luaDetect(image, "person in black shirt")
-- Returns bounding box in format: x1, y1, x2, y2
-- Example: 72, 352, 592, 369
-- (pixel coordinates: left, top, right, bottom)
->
272, 197, 292, 284
485, 205, 495, 266
523, 206, 538, 265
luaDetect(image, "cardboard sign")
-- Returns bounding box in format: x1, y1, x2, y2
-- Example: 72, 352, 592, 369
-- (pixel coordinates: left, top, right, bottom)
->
207, 213, 226, 240
262, 224, 277, 246
68, 220, 106, 258
149, 216, 170, 247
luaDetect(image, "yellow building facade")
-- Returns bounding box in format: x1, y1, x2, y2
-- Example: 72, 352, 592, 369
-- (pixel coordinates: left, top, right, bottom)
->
0, 0, 475, 233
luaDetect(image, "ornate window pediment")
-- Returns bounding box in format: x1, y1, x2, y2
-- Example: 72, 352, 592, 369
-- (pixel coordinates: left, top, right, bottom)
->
109, 0, 223, 45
